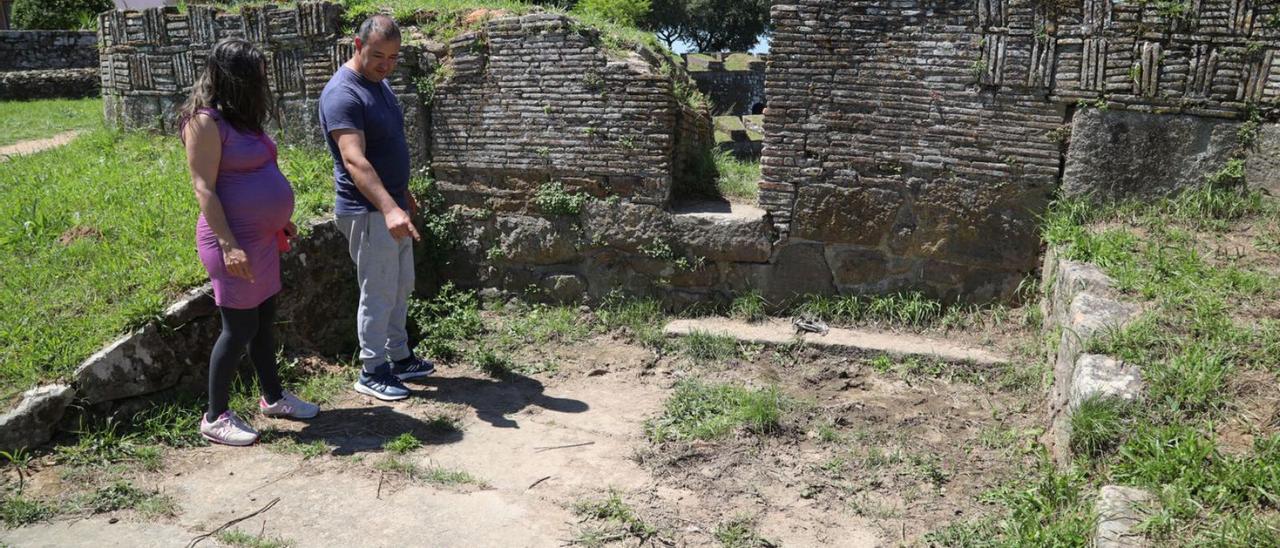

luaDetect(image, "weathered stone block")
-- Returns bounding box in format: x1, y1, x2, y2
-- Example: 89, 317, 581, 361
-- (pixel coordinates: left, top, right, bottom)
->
1095, 485, 1155, 548
791, 184, 902, 246
764, 242, 834, 305
494, 215, 581, 265
539, 273, 586, 304
1068, 354, 1144, 412
1064, 109, 1241, 201
1244, 124, 1280, 196
0, 385, 75, 452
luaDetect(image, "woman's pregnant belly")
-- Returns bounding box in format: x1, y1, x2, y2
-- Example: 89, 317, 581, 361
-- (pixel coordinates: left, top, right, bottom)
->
215, 167, 295, 244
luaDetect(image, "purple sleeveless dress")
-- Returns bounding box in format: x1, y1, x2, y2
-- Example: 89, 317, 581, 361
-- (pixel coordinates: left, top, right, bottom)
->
193, 108, 295, 310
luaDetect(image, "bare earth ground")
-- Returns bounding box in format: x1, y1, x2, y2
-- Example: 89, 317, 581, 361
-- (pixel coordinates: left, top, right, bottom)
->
0, 131, 82, 162
1, 320, 1042, 548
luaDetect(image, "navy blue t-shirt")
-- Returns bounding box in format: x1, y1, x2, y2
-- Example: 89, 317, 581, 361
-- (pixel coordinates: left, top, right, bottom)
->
318, 66, 411, 216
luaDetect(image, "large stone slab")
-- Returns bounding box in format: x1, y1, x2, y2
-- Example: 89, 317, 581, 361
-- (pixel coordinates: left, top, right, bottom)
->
72, 325, 189, 405
763, 242, 834, 305
1051, 354, 1146, 461
1095, 485, 1155, 548
494, 215, 582, 265
1068, 354, 1144, 412
581, 201, 772, 264
0, 385, 75, 452
663, 318, 1010, 365
1244, 123, 1280, 196
1063, 109, 1240, 201
791, 184, 902, 247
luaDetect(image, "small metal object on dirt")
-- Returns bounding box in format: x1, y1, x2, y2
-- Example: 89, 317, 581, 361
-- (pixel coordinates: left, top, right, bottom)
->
109, 517, 119, 524
792, 317, 830, 335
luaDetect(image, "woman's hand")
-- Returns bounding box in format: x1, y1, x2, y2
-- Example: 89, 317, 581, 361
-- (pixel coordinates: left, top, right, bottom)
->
222, 245, 255, 283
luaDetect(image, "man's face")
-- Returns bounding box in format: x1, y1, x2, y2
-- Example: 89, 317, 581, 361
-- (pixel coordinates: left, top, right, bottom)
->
354, 34, 401, 83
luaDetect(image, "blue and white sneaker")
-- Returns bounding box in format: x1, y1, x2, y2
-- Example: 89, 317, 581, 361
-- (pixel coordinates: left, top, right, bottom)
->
392, 355, 436, 381
354, 371, 411, 401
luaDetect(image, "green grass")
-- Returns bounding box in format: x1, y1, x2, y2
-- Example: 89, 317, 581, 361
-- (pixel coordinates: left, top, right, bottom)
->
794, 291, 946, 328
979, 186, 1280, 544
714, 516, 775, 547
0, 494, 56, 528
216, 530, 296, 548
713, 150, 759, 201
263, 434, 329, 459
728, 291, 767, 323
645, 381, 787, 443
571, 490, 659, 547
409, 282, 485, 361
383, 432, 422, 454
594, 294, 666, 349
374, 456, 485, 487
77, 480, 177, 517
218, 0, 672, 60
0, 126, 332, 399
676, 330, 741, 364
0, 98, 103, 148
1068, 396, 1131, 460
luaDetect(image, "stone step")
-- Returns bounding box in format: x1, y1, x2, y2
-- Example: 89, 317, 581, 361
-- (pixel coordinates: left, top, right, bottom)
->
662, 317, 1010, 365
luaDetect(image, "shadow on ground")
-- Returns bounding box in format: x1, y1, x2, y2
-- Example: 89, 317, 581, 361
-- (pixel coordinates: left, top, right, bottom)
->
269, 370, 590, 455
414, 371, 590, 429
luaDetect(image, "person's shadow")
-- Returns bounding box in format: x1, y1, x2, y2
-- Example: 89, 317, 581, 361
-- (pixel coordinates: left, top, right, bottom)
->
281, 405, 465, 456
407, 370, 589, 429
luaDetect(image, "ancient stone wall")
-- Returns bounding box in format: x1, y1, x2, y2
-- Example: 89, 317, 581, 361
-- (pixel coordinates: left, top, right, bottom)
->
96, 2, 433, 163
430, 14, 764, 308
0, 30, 100, 100
432, 14, 707, 209
763, 0, 1063, 301
0, 30, 97, 71
762, 0, 1280, 301
683, 52, 766, 116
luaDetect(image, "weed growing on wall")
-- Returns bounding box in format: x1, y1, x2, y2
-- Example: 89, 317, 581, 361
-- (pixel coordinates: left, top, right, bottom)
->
533, 181, 587, 216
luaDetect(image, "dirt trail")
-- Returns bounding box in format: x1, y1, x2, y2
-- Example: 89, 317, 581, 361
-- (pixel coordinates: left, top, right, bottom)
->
0, 131, 82, 161
2, 329, 1039, 547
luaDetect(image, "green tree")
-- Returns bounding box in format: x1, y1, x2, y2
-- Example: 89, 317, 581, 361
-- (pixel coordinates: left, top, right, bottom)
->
574, 0, 651, 27
12, 0, 112, 30
646, 0, 769, 52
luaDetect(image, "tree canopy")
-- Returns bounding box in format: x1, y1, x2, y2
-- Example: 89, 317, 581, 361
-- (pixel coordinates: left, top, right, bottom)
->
646, 0, 770, 52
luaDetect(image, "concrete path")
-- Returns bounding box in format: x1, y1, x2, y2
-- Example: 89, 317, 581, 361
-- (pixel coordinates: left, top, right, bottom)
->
664, 317, 1010, 365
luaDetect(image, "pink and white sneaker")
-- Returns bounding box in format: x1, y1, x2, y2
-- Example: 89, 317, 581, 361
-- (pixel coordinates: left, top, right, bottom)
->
200, 410, 259, 446
259, 390, 319, 420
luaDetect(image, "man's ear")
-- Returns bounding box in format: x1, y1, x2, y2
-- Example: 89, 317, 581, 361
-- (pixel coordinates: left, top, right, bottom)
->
353, 37, 363, 52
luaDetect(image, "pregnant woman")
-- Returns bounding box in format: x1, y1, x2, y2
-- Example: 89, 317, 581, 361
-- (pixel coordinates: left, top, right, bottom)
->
180, 38, 319, 446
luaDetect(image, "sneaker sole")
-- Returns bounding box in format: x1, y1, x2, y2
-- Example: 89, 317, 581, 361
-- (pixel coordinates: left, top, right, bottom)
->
201, 432, 258, 447
353, 381, 410, 401
395, 369, 434, 381
261, 408, 320, 420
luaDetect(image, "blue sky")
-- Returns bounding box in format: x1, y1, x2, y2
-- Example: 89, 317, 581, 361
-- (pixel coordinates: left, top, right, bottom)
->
669, 34, 771, 55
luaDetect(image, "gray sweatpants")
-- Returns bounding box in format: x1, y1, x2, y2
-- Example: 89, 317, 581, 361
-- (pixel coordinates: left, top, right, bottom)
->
337, 211, 415, 376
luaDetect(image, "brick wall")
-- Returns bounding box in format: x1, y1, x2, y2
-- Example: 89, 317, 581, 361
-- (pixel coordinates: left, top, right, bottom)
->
762, 0, 1280, 301
432, 14, 707, 209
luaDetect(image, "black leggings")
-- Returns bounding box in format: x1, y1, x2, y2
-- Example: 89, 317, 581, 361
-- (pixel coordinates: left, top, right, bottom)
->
207, 295, 284, 421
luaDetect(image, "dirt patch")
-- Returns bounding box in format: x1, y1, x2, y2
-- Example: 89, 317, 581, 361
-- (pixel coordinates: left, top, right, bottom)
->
57, 225, 101, 246
2, 330, 1041, 546
0, 130, 81, 162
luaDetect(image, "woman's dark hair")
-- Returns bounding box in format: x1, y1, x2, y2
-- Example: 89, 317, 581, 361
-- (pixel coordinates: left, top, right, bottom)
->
179, 38, 274, 135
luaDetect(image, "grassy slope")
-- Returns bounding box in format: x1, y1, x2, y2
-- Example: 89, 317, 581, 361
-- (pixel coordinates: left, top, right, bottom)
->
928, 182, 1280, 546
0, 109, 332, 399
0, 99, 104, 148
